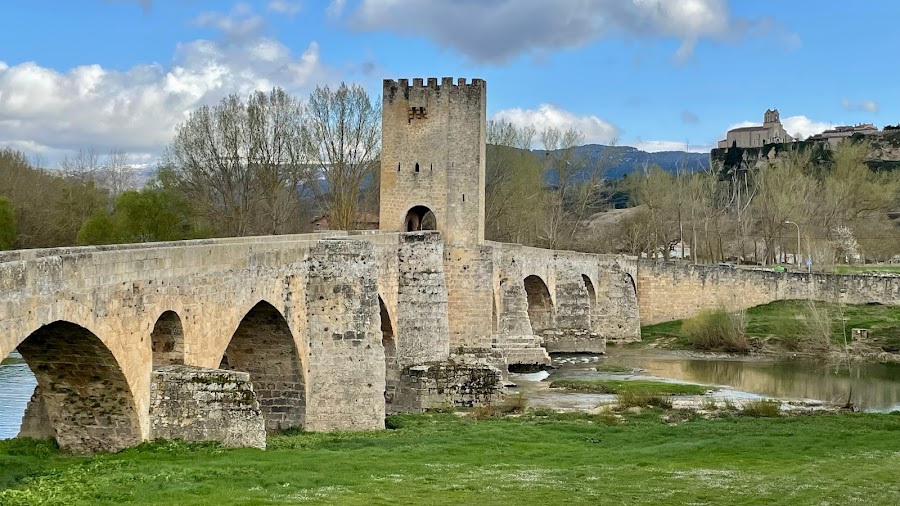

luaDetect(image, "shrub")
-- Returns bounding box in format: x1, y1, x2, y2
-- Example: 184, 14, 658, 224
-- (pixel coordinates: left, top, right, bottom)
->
682, 308, 750, 352
800, 301, 833, 349
617, 391, 673, 409
741, 400, 781, 417
473, 404, 502, 420
500, 393, 527, 414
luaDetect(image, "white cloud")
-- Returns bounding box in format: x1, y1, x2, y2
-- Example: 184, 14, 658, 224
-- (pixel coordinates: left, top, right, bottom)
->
841, 98, 879, 113
632, 140, 711, 153
267, 0, 302, 16
344, 0, 791, 64
326, 0, 347, 18
0, 5, 334, 165
781, 116, 832, 139
194, 3, 266, 41
491, 104, 619, 145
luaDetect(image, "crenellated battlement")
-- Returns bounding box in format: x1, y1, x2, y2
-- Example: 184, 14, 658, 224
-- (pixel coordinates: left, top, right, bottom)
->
384, 77, 485, 92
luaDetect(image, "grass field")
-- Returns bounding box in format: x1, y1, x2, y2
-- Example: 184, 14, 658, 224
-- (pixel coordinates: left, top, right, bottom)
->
548, 379, 711, 396
640, 300, 900, 351
3, 411, 900, 505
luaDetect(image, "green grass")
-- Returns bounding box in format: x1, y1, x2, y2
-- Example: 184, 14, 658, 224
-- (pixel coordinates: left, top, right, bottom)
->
4, 412, 900, 505
640, 300, 900, 351
834, 265, 900, 274
595, 364, 632, 374
548, 379, 712, 396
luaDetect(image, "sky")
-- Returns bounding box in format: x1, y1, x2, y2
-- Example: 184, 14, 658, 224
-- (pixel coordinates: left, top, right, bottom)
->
1, 0, 897, 166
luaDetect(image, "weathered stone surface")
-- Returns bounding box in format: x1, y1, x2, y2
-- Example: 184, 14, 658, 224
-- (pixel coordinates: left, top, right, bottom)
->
391, 354, 505, 412
18, 385, 55, 440
150, 365, 266, 450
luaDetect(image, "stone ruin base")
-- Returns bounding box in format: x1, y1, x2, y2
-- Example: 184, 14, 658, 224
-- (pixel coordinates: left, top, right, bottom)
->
150, 365, 266, 450
542, 328, 606, 354
388, 352, 506, 413
18, 385, 55, 440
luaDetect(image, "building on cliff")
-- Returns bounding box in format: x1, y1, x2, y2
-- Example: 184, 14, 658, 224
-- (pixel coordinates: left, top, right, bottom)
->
717, 109, 794, 149
807, 123, 878, 148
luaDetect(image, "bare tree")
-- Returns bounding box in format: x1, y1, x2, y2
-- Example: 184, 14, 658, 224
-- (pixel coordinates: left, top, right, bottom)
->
164, 88, 309, 236
100, 149, 138, 201
304, 82, 381, 231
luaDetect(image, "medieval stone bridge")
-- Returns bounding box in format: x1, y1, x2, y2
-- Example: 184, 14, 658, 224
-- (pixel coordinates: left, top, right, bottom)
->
5, 75, 900, 454
0, 230, 639, 453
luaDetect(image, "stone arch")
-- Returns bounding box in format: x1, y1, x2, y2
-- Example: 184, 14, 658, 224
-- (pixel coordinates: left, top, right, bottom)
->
16, 321, 142, 454
219, 301, 305, 432
151, 310, 185, 367
379, 295, 399, 410
582, 274, 597, 313
624, 273, 637, 296
404, 205, 437, 232
524, 275, 554, 334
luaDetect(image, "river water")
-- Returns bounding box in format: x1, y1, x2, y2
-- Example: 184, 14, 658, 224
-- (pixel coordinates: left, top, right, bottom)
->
511, 349, 900, 413
3, 348, 900, 440
0, 351, 37, 440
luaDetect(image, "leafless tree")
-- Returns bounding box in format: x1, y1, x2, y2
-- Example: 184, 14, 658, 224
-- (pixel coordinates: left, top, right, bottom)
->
303, 82, 381, 231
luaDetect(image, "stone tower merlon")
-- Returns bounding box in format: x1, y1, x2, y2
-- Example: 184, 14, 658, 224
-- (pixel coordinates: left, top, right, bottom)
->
380, 77, 486, 245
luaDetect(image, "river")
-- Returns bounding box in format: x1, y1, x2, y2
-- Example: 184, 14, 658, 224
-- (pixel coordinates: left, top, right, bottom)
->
3, 348, 900, 440
0, 351, 37, 440
512, 349, 900, 413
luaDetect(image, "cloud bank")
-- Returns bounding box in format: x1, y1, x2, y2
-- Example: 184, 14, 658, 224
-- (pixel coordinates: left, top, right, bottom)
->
344, 0, 790, 64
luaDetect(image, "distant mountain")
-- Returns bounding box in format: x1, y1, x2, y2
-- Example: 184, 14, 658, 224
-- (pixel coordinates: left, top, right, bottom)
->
564, 144, 710, 179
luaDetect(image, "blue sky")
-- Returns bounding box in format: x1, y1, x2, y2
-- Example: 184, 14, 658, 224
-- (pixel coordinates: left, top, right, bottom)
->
0, 0, 896, 164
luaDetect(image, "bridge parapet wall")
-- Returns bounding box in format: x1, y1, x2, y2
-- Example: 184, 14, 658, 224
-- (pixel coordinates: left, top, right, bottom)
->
637, 262, 900, 325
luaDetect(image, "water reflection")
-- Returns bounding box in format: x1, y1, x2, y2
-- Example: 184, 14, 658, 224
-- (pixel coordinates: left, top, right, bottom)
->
0, 351, 37, 440
603, 350, 900, 411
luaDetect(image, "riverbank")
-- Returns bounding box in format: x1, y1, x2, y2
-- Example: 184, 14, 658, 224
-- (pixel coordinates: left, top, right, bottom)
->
2, 409, 900, 505
638, 300, 900, 363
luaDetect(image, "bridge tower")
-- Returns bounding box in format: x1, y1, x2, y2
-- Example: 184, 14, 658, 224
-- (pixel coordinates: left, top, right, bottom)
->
380, 77, 486, 245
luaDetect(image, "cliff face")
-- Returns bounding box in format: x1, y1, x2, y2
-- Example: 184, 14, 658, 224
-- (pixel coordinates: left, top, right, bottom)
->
866, 131, 900, 171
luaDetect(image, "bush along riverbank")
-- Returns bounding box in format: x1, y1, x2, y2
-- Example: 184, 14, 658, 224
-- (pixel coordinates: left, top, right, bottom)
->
2, 407, 900, 505
638, 300, 900, 362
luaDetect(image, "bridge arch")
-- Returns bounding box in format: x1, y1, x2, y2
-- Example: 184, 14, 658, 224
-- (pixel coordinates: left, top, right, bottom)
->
524, 275, 554, 334
151, 310, 185, 367
404, 205, 437, 232
582, 274, 597, 311
379, 295, 399, 410
16, 321, 142, 454
219, 300, 305, 432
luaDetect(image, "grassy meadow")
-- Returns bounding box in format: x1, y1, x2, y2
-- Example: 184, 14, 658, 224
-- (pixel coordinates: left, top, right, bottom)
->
3, 411, 900, 505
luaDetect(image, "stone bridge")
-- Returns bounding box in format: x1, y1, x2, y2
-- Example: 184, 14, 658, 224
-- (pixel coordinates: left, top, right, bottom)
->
0, 231, 639, 453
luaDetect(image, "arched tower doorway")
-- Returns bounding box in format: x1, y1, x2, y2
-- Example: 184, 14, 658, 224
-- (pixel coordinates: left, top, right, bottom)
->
404, 205, 437, 232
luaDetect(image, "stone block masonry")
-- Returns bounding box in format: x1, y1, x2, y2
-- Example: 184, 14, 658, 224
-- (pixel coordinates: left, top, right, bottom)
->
150, 365, 266, 449
304, 239, 385, 431
638, 261, 900, 325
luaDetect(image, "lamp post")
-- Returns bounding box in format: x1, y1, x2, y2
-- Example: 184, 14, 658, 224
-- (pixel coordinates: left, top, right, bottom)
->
784, 220, 801, 268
